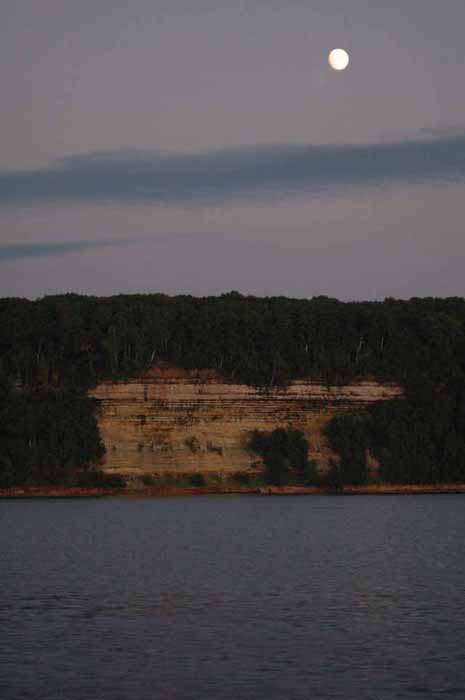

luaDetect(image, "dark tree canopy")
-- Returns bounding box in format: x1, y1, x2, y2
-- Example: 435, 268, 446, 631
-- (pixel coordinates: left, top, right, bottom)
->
250, 427, 317, 485
325, 380, 465, 485
1, 292, 465, 389
0, 387, 104, 487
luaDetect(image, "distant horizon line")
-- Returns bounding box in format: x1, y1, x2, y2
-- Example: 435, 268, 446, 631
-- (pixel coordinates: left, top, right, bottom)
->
1, 290, 464, 304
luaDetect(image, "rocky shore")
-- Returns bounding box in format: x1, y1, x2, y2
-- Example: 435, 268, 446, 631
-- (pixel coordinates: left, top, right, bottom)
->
2, 483, 465, 498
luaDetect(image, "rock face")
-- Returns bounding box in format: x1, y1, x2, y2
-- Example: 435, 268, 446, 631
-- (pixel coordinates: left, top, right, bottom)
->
90, 365, 402, 476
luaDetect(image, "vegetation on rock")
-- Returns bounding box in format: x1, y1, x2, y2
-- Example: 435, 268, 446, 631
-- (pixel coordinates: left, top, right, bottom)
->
1, 292, 465, 486
325, 379, 465, 485
249, 427, 317, 485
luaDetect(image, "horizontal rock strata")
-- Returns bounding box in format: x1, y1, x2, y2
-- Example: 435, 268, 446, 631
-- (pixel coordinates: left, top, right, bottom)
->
90, 365, 402, 476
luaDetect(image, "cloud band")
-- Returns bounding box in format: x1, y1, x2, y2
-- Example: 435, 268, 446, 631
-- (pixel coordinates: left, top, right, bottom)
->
1, 132, 464, 207
0, 240, 130, 262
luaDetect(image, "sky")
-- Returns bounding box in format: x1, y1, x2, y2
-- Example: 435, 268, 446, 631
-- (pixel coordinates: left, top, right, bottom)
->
1, 0, 465, 300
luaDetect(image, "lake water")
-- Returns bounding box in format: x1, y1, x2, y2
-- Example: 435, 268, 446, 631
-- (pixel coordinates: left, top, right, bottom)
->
1, 494, 465, 700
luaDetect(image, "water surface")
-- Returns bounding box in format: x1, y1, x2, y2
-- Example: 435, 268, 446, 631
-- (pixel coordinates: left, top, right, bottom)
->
1, 494, 465, 699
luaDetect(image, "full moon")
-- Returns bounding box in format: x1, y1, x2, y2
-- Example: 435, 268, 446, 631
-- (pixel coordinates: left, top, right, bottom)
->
328, 48, 350, 71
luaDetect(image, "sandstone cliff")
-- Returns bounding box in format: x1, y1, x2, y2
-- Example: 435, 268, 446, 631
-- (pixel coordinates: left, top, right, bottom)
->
90, 365, 402, 477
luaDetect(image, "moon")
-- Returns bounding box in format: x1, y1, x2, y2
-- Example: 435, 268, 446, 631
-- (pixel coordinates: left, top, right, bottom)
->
329, 48, 350, 71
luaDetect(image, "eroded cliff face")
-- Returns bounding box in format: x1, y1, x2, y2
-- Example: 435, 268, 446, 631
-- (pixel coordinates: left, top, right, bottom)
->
90, 365, 402, 476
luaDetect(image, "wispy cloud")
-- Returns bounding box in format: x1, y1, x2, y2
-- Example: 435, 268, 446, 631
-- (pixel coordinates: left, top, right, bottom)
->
0, 240, 130, 262
1, 132, 465, 207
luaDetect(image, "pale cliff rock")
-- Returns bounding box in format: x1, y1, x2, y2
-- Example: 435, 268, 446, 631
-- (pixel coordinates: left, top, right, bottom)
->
89, 365, 402, 476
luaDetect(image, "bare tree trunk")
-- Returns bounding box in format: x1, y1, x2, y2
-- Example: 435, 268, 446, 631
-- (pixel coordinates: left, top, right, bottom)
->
355, 336, 364, 364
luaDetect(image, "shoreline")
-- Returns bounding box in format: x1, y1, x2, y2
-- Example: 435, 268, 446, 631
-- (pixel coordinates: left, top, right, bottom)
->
2, 483, 465, 499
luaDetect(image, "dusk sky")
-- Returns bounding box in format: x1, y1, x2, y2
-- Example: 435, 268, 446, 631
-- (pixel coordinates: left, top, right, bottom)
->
2, 0, 465, 299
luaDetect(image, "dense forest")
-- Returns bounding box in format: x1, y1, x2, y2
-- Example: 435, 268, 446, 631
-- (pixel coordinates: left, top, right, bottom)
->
1, 292, 465, 486
0, 386, 105, 487
325, 380, 465, 487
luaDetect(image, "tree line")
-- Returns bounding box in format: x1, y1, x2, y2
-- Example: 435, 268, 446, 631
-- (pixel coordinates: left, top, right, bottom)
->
1, 292, 465, 486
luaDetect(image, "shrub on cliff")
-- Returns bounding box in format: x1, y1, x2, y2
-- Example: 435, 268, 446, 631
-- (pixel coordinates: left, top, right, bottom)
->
189, 473, 206, 487
140, 474, 157, 487
74, 470, 126, 489
324, 414, 370, 486
249, 427, 314, 485
232, 471, 252, 485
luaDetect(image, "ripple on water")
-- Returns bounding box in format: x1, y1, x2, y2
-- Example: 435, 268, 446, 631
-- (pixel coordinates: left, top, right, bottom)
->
1, 494, 465, 700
